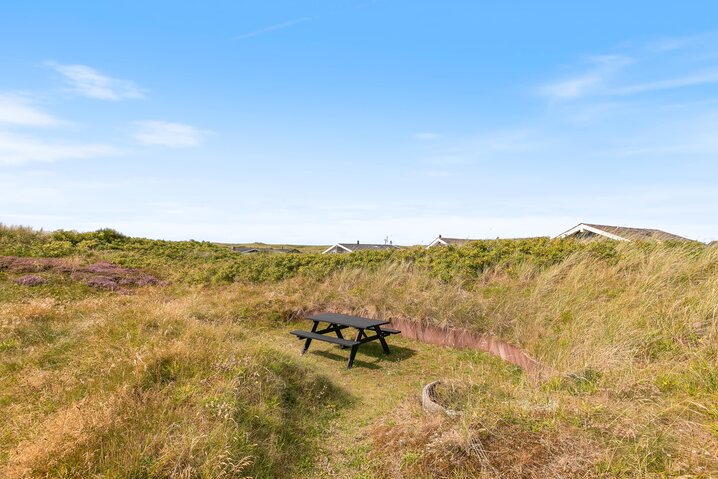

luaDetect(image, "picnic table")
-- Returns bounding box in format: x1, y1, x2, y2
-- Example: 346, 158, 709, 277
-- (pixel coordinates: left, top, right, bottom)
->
290, 312, 401, 369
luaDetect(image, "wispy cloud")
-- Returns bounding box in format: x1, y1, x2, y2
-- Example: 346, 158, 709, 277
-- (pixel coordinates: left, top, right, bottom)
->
647, 32, 711, 52
612, 70, 718, 95
538, 55, 632, 100
133, 121, 212, 148
233, 17, 311, 40
0, 130, 121, 166
0, 93, 61, 127
540, 35, 718, 102
47, 62, 145, 100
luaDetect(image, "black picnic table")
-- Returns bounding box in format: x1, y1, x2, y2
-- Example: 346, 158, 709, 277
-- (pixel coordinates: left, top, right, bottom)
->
290, 312, 401, 369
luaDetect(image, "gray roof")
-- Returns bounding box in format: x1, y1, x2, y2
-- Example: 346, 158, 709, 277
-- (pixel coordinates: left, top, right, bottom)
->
562, 223, 691, 242
232, 246, 300, 254
436, 237, 477, 246
337, 243, 400, 252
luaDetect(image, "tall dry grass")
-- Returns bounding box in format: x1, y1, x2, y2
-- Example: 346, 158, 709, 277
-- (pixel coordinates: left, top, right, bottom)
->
0, 287, 346, 478
269, 242, 718, 477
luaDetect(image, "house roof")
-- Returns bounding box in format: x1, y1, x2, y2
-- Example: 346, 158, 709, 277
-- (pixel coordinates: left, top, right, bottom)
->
426, 235, 548, 248
438, 237, 476, 245
556, 223, 691, 242
322, 243, 400, 254
236, 248, 260, 253
426, 237, 477, 248
232, 246, 301, 254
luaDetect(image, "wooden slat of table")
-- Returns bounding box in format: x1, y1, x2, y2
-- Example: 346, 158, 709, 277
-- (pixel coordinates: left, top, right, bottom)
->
306, 312, 389, 329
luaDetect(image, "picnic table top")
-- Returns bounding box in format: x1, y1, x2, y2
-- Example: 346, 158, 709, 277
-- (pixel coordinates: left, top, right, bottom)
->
305, 312, 390, 329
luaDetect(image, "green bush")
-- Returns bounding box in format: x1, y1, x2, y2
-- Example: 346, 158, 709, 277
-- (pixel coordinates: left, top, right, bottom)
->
1, 224, 709, 286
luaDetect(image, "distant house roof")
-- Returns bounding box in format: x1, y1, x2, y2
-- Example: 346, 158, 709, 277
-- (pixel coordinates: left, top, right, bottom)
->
322, 242, 400, 254
555, 223, 691, 242
232, 246, 300, 254
426, 236, 478, 248
426, 235, 548, 248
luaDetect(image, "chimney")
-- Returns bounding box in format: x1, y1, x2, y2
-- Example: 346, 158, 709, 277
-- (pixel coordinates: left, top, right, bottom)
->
439, 234, 442, 238
357, 240, 359, 245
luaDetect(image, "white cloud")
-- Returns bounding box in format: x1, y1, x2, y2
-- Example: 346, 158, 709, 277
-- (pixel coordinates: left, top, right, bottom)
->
647, 32, 713, 52
133, 120, 212, 148
0, 130, 121, 166
48, 62, 144, 101
541, 35, 718, 102
234, 17, 311, 40
0, 94, 60, 126
539, 55, 632, 100
539, 72, 604, 100
611, 70, 718, 95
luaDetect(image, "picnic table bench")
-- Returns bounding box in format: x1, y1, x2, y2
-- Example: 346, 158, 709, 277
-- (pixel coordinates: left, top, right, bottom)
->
290, 312, 401, 369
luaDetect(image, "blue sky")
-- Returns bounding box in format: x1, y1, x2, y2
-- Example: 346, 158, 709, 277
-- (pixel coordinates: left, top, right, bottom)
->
1, 1, 717, 244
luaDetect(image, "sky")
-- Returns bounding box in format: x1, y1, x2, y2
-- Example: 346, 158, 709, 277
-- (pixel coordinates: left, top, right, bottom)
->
1, 1, 717, 244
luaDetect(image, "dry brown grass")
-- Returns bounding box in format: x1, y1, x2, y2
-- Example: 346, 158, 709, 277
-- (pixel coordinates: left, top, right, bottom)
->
0, 286, 347, 478
262, 243, 718, 477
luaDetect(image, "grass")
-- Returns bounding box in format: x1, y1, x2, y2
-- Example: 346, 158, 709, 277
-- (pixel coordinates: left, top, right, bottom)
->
0, 284, 533, 478
1, 224, 717, 477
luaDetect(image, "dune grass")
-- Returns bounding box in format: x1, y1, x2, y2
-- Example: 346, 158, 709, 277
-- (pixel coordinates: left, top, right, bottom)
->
1, 225, 717, 477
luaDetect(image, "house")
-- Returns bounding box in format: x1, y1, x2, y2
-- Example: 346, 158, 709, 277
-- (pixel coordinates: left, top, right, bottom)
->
555, 223, 691, 242
426, 235, 479, 248
234, 247, 261, 253
231, 246, 300, 254
322, 241, 400, 254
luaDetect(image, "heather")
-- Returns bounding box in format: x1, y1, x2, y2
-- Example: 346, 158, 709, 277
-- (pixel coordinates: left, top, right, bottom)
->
0, 255, 164, 294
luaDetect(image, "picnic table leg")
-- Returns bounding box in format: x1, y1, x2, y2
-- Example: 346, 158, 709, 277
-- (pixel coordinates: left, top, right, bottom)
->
333, 325, 348, 348
301, 320, 320, 355
347, 344, 359, 369
346, 329, 365, 369
373, 327, 391, 354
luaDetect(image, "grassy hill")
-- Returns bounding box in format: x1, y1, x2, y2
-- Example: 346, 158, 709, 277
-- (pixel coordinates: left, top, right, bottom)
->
1, 225, 717, 477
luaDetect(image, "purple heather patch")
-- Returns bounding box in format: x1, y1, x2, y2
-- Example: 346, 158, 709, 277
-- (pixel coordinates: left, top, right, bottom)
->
1, 256, 165, 292
84, 276, 119, 290
15, 275, 46, 286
